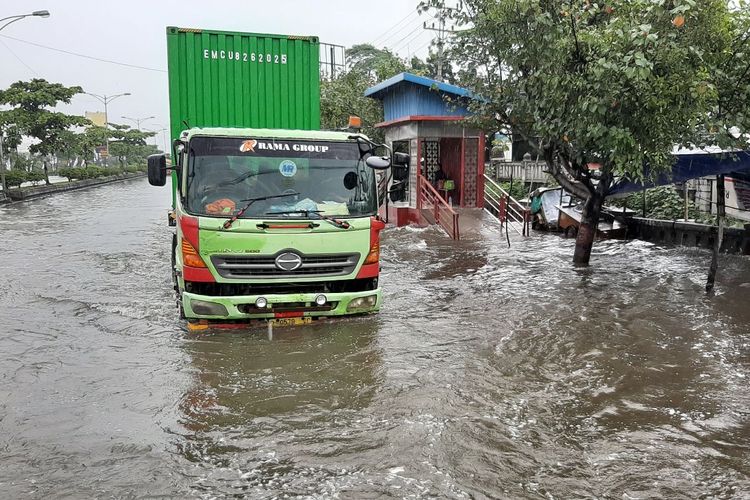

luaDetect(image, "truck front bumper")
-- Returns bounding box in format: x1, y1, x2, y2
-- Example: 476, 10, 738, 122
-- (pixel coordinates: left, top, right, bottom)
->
182, 288, 382, 320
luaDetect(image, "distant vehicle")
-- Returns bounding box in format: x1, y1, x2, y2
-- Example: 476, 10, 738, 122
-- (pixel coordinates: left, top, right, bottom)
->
148, 27, 407, 327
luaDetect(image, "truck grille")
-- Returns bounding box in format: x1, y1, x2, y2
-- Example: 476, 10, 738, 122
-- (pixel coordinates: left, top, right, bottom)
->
211, 252, 360, 279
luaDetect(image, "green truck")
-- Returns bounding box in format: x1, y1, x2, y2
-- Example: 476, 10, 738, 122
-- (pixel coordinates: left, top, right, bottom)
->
148, 27, 405, 326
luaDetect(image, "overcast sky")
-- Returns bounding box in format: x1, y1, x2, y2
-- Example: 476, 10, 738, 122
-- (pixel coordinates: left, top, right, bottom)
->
0, 0, 435, 147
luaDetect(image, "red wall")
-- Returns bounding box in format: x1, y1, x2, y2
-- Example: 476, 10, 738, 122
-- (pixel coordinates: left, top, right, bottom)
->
439, 138, 463, 206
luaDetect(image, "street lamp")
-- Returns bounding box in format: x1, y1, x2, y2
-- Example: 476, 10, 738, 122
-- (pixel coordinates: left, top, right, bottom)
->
121, 115, 155, 130
146, 125, 169, 154
0, 10, 50, 32
0, 10, 51, 195
84, 92, 131, 158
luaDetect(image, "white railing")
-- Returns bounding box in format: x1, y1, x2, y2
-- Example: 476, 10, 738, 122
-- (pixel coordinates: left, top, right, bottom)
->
489, 161, 548, 184
418, 176, 460, 240
483, 174, 530, 236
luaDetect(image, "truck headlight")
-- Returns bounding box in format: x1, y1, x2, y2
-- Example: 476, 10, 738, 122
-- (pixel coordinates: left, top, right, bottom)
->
190, 300, 228, 317
255, 297, 268, 308
315, 294, 327, 306
346, 294, 378, 311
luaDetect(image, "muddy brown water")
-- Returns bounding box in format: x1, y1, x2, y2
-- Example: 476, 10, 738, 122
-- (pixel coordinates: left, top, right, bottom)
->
0, 178, 749, 499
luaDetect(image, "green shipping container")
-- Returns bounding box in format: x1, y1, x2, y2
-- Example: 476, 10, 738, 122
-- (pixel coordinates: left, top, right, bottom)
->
166, 26, 321, 143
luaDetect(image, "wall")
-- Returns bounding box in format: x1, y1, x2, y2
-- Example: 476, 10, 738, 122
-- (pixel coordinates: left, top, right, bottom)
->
626, 217, 750, 255
381, 84, 469, 122
6, 172, 146, 201
440, 138, 462, 205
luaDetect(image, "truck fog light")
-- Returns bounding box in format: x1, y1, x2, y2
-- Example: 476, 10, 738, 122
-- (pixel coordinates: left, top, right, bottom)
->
255, 297, 268, 309
346, 294, 378, 311
191, 300, 228, 317
315, 294, 327, 306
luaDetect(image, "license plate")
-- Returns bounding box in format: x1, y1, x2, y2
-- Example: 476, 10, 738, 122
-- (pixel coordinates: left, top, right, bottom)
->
270, 317, 312, 327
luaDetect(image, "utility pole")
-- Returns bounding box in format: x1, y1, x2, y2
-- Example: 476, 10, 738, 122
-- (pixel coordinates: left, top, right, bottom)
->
706, 174, 726, 292
422, 1, 459, 81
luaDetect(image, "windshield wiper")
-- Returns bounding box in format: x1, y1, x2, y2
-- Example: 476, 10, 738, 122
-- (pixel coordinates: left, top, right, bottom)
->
219, 169, 258, 187
222, 192, 299, 229
265, 209, 351, 229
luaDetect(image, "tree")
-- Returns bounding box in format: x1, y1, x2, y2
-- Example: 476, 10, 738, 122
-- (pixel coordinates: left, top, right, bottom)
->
0, 122, 22, 157
411, 50, 457, 83
321, 44, 410, 141
321, 70, 385, 141
346, 44, 408, 81
107, 124, 156, 166
321, 42, 463, 142
0, 79, 88, 185
424, 0, 750, 265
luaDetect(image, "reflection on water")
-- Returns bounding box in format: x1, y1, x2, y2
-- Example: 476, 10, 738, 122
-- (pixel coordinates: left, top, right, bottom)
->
175, 322, 383, 496
0, 178, 748, 498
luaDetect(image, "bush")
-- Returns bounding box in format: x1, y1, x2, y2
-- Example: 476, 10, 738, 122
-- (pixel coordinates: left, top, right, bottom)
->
59, 167, 79, 181
500, 180, 529, 200
124, 164, 144, 174
612, 186, 699, 220
26, 170, 46, 185
83, 166, 105, 179
4, 169, 27, 188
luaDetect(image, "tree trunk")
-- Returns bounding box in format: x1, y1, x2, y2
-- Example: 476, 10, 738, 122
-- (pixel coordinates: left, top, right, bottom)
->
43, 161, 51, 185
573, 192, 603, 265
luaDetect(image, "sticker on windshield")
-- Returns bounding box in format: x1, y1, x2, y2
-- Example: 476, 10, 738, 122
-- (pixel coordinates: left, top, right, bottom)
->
279, 160, 297, 177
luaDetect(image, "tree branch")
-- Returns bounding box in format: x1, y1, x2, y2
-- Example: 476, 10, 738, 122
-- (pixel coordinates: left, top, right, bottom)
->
542, 144, 592, 200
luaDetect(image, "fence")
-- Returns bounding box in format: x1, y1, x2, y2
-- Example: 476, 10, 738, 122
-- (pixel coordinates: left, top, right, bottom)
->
417, 175, 460, 240
484, 174, 530, 236
488, 160, 549, 185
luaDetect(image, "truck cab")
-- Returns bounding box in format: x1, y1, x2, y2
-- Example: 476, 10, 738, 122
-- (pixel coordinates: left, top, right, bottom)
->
148, 127, 396, 323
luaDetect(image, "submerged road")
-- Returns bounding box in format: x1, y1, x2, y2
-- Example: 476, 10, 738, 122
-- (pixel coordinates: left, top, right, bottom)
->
1, 178, 749, 498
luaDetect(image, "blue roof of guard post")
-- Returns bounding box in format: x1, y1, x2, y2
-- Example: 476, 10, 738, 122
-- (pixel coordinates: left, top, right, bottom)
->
364, 72, 476, 123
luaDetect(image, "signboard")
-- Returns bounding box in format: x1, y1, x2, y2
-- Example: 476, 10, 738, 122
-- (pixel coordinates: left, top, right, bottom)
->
86, 111, 106, 127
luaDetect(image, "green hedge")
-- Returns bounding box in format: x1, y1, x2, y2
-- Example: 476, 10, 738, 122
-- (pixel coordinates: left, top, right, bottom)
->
124, 164, 146, 173
4, 170, 28, 188
5, 164, 147, 188
58, 165, 144, 181
3, 169, 46, 188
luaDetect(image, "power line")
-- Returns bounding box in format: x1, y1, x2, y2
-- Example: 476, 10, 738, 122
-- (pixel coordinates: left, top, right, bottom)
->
379, 13, 434, 48
0, 34, 167, 73
393, 30, 431, 56
386, 24, 424, 52
411, 37, 435, 56
0, 38, 38, 76
372, 9, 420, 46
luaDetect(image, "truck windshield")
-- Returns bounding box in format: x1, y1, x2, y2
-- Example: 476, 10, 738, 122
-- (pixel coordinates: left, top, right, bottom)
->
185, 136, 378, 218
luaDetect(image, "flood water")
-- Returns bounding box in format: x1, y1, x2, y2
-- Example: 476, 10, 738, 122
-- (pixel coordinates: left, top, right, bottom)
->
1, 178, 749, 498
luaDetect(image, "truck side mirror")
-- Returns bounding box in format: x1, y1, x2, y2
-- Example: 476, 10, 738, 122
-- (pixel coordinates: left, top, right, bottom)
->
393, 152, 410, 167
147, 154, 168, 186
365, 155, 391, 170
